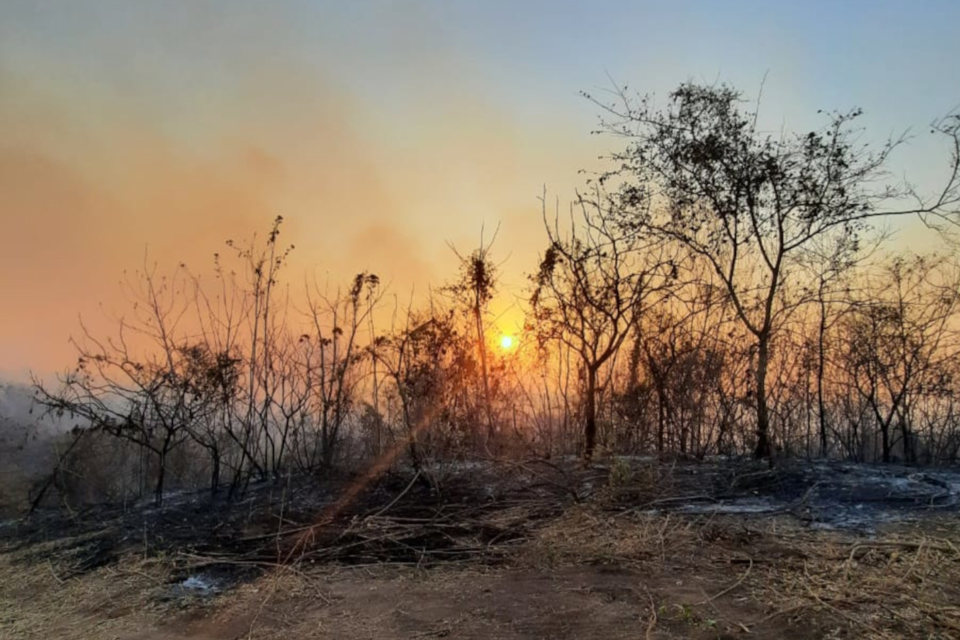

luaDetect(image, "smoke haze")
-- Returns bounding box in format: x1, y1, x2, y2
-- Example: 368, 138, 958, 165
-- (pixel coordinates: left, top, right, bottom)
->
2, 0, 959, 378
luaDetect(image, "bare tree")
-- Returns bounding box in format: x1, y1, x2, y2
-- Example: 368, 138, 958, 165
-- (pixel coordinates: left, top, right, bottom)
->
35, 262, 197, 506
176, 343, 242, 495
837, 255, 960, 462
226, 215, 293, 483
589, 81, 960, 458
301, 272, 381, 469
374, 302, 465, 471
446, 228, 500, 445
530, 191, 678, 460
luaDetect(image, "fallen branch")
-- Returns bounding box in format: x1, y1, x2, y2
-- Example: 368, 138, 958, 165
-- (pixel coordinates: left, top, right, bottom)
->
369, 470, 422, 519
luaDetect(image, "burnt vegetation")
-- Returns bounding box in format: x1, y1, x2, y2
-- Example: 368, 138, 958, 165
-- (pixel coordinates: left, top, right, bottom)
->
5, 81, 960, 639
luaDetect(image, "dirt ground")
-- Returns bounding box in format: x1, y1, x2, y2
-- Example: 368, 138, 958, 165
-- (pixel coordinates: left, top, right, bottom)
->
0, 534, 830, 640
135, 565, 803, 640
3, 459, 960, 639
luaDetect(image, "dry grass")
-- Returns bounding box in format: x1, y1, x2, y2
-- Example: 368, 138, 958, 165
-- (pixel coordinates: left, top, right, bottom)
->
522, 506, 960, 639
0, 540, 173, 639
522, 505, 701, 568
748, 521, 960, 639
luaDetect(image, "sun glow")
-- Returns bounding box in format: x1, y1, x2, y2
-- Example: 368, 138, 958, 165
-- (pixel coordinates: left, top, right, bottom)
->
499, 334, 515, 350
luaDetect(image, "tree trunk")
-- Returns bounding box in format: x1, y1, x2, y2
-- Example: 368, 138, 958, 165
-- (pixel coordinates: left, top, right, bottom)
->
872, 395, 893, 463
474, 307, 495, 444
584, 366, 598, 461
754, 333, 772, 460
899, 416, 914, 464
210, 450, 221, 496
656, 390, 666, 456
880, 420, 891, 463
321, 417, 331, 468
155, 449, 167, 507
399, 393, 423, 473
817, 299, 829, 458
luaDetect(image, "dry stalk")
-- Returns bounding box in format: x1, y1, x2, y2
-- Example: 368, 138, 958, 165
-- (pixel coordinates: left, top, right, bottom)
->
696, 554, 752, 605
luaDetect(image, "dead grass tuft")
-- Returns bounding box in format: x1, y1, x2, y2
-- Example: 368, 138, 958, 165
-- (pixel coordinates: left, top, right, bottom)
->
522, 504, 700, 569
752, 525, 960, 639
0, 541, 174, 639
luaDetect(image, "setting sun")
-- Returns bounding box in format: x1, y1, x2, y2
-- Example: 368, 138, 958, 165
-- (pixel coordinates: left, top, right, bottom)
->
499, 335, 515, 350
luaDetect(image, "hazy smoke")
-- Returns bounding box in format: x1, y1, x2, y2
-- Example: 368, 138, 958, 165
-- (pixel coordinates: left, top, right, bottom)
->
0, 3, 599, 379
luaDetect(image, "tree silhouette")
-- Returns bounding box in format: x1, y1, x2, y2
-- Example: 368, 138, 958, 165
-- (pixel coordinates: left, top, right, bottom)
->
589, 82, 960, 458
530, 191, 677, 460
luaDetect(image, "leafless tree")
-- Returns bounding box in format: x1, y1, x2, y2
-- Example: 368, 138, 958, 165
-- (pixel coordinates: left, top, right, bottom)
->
530, 190, 678, 460
446, 228, 500, 445
837, 255, 960, 462
301, 272, 381, 469
35, 262, 198, 506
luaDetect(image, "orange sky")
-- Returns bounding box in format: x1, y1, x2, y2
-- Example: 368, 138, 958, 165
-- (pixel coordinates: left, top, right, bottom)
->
2, 1, 957, 380
0, 4, 602, 377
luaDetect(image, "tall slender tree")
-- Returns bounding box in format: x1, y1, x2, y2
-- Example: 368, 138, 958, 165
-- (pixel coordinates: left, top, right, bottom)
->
590, 82, 960, 458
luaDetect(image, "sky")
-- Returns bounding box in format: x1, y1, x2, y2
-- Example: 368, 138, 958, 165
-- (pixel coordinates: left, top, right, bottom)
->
1, 0, 959, 380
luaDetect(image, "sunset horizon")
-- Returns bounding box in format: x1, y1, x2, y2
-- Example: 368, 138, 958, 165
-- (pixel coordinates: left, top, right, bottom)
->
4, 1, 960, 380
